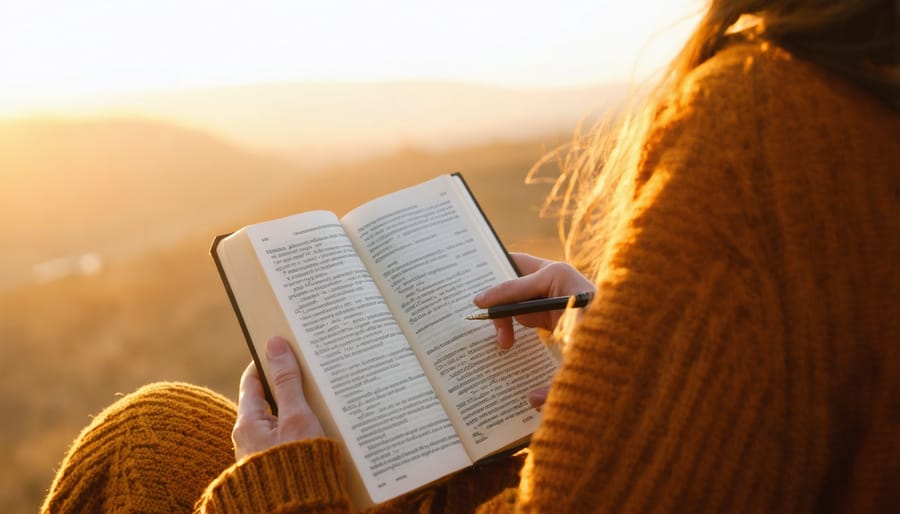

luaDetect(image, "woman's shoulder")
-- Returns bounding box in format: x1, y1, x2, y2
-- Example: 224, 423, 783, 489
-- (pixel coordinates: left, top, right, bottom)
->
686, 39, 823, 90
652, 38, 898, 177
670, 40, 817, 118
678, 39, 896, 127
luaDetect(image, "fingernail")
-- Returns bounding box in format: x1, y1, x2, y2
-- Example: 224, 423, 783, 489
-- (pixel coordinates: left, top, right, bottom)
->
497, 326, 512, 349
529, 387, 548, 403
474, 292, 485, 304
528, 387, 549, 411
266, 336, 289, 358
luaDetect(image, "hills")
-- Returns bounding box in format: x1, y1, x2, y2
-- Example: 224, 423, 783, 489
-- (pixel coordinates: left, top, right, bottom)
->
0, 118, 304, 292
15, 80, 626, 165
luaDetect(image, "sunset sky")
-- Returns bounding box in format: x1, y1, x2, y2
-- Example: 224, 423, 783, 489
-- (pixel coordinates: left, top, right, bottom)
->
0, 0, 701, 114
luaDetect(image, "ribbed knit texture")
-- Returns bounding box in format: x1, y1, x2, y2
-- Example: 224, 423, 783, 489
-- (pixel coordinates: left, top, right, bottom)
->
198, 439, 352, 513
41, 382, 237, 513
513, 42, 900, 514
42, 41, 899, 513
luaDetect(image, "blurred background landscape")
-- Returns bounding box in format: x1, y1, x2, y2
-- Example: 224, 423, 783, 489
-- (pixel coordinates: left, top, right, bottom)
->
0, 1, 698, 511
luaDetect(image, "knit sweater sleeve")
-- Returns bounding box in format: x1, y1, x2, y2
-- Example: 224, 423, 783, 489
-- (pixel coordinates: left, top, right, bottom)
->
195, 432, 525, 513
196, 438, 353, 513
500, 45, 808, 513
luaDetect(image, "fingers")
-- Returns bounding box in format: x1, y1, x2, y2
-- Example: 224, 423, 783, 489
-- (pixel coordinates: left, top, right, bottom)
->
474, 271, 547, 308
476, 256, 594, 309
528, 386, 549, 411
237, 361, 270, 419
475, 253, 595, 349
233, 336, 325, 461
234, 361, 274, 460
508, 252, 552, 275
493, 318, 516, 349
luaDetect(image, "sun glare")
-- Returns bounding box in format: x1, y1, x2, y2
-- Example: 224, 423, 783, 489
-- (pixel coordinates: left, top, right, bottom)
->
0, 0, 700, 115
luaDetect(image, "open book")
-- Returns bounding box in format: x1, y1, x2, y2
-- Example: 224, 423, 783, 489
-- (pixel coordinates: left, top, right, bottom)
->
211, 173, 559, 510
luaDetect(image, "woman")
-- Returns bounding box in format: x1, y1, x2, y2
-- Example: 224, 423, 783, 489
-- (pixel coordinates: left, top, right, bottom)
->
43, 0, 899, 512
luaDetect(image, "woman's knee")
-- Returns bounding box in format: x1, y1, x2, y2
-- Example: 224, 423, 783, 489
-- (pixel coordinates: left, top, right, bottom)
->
88, 381, 237, 438
43, 382, 238, 513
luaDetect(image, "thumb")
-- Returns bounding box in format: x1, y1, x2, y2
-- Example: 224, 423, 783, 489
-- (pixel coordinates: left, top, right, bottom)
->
264, 336, 325, 440
266, 336, 305, 413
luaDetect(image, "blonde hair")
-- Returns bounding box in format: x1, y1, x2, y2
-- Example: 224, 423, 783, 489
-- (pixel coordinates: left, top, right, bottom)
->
531, 0, 898, 279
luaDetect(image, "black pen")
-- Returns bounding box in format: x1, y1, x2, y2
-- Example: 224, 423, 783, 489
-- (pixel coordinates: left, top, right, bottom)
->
466, 291, 594, 320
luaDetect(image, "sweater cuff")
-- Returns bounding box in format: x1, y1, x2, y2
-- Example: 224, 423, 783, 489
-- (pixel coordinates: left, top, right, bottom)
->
200, 438, 351, 513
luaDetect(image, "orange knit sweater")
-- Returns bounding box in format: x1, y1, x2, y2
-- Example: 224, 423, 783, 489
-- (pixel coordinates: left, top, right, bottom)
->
43, 41, 900, 513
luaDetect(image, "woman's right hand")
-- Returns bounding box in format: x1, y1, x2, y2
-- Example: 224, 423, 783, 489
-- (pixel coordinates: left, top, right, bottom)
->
474, 252, 594, 349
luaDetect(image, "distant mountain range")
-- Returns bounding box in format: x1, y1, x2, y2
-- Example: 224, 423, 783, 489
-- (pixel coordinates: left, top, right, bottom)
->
0, 116, 566, 293
0, 80, 627, 291
7, 80, 628, 166
0, 118, 303, 292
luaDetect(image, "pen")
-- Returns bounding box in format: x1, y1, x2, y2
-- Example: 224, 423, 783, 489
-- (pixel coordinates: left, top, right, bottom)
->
466, 291, 594, 320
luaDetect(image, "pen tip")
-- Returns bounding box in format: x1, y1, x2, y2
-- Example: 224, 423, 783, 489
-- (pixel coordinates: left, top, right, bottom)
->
466, 313, 489, 320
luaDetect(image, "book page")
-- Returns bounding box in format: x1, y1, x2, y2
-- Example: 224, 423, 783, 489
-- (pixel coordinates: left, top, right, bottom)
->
342, 175, 559, 461
246, 211, 470, 503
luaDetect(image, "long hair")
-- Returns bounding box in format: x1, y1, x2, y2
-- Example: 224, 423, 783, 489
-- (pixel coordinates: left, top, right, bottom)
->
533, 0, 898, 278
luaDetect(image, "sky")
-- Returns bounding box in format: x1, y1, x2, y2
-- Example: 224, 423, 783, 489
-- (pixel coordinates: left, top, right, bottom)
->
0, 0, 702, 113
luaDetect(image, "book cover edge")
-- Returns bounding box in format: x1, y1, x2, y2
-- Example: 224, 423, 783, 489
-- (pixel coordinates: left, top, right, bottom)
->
450, 172, 523, 277
210, 233, 278, 414
450, 172, 534, 461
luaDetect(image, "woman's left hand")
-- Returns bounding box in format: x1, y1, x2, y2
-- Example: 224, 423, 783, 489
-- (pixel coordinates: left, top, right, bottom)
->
232, 336, 325, 461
